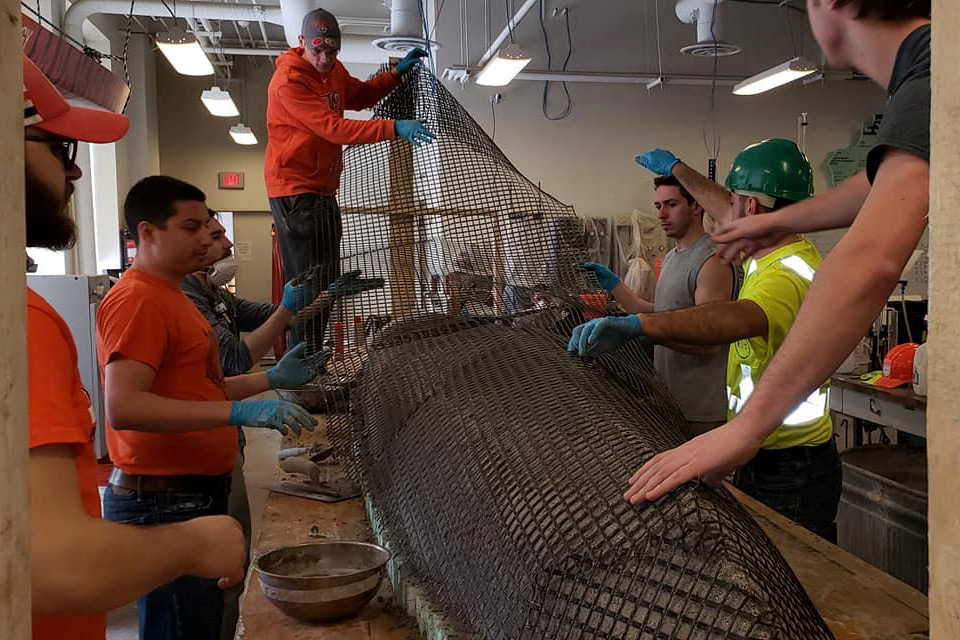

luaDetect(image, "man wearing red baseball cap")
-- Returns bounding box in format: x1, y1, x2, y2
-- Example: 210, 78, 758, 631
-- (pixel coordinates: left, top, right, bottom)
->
266, 7, 435, 344
23, 55, 245, 640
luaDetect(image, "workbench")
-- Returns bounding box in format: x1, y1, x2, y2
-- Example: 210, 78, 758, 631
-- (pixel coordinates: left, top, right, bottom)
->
830, 373, 927, 442
237, 419, 929, 640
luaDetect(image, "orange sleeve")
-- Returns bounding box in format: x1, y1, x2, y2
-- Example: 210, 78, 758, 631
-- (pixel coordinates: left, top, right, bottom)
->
343, 69, 400, 113
97, 294, 168, 370
278, 76, 396, 145
28, 307, 89, 449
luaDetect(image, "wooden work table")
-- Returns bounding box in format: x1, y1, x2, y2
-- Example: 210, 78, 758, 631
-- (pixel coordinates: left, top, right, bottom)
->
237, 421, 929, 640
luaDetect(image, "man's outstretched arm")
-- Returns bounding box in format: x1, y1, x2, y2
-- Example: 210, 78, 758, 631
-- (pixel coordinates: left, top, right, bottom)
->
712, 171, 872, 263
625, 150, 929, 505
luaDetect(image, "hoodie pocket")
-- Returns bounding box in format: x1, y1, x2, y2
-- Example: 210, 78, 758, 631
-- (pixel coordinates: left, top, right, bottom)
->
280, 133, 324, 178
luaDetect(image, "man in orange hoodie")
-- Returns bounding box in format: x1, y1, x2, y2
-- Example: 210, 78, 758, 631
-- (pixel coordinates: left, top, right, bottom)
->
266, 7, 434, 338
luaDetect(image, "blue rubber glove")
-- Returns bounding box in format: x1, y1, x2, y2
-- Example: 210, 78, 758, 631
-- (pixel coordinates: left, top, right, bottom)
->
581, 262, 620, 291
228, 400, 318, 436
328, 270, 385, 299
281, 274, 319, 313
566, 315, 643, 358
395, 119, 436, 146
395, 47, 428, 74
635, 149, 680, 176
265, 343, 331, 389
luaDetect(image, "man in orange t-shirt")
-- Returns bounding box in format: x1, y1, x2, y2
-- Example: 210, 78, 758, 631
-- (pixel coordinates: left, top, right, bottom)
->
97, 175, 318, 640
266, 8, 434, 342
22, 56, 246, 640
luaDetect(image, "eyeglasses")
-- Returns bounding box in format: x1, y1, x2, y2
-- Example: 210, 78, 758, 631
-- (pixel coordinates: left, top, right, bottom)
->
24, 136, 79, 169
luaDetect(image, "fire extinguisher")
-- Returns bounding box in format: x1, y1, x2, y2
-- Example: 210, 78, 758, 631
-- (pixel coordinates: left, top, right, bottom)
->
121, 228, 137, 271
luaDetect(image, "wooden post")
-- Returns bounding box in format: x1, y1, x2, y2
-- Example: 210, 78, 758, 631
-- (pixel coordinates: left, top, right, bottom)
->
928, 5, 960, 638
387, 141, 416, 320
491, 216, 506, 315
0, 5, 32, 637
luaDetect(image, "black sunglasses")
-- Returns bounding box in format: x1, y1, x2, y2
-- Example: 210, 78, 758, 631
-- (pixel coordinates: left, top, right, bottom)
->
25, 135, 79, 169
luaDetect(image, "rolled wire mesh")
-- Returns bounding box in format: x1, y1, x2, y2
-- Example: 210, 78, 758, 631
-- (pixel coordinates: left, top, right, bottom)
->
291, 66, 834, 640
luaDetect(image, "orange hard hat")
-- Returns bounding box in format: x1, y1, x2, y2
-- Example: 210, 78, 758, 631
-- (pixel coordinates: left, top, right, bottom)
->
875, 343, 920, 389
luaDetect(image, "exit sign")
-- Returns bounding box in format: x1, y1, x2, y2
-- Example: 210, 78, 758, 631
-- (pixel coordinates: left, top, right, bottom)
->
218, 171, 244, 190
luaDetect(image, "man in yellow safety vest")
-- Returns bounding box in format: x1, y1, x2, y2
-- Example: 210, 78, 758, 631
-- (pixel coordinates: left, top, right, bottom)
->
570, 139, 839, 541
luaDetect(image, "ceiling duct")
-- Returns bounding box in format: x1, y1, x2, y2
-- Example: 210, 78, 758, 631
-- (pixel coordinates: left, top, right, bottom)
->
675, 0, 741, 57
372, 0, 438, 54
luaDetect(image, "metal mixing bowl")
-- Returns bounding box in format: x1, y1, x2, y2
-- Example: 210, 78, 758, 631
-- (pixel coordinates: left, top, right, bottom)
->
255, 541, 391, 622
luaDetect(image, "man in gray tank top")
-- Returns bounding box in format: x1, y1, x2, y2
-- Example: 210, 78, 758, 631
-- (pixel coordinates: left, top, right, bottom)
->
582, 176, 739, 436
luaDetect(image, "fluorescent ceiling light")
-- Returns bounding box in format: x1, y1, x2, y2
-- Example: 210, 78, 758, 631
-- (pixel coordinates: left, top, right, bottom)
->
475, 44, 531, 86
201, 87, 239, 117
156, 28, 214, 76
229, 124, 258, 145
733, 57, 817, 96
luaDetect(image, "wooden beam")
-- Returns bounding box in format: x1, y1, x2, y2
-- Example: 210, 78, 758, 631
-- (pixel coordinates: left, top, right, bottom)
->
0, 5, 31, 637
928, 5, 959, 638
387, 142, 416, 319
341, 206, 499, 218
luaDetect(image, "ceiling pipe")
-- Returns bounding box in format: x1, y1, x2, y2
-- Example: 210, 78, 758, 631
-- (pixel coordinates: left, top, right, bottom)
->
386, 0, 420, 37
444, 64, 861, 87
63, 0, 282, 42
477, 0, 538, 68
63, 0, 389, 46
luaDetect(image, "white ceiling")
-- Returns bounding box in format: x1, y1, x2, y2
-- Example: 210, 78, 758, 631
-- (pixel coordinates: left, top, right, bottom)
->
434, 0, 823, 80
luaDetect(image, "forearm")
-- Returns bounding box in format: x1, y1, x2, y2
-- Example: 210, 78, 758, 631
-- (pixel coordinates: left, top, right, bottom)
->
610, 282, 653, 314
673, 163, 734, 224
32, 516, 199, 614
777, 171, 871, 234
107, 393, 232, 432
224, 371, 271, 400
639, 300, 766, 346
242, 307, 293, 364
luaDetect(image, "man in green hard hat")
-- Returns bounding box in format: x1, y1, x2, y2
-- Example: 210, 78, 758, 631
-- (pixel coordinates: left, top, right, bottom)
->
569, 139, 840, 541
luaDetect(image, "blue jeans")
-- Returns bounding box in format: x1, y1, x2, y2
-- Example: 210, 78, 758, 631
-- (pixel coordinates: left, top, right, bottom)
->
102, 483, 230, 640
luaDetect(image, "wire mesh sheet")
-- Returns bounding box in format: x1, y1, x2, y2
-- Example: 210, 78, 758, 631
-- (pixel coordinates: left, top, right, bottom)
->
294, 66, 834, 640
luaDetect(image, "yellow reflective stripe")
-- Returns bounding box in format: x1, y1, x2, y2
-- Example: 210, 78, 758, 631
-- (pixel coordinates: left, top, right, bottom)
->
778, 255, 816, 281
726, 361, 828, 426
746, 260, 758, 277
727, 364, 753, 414
783, 387, 829, 426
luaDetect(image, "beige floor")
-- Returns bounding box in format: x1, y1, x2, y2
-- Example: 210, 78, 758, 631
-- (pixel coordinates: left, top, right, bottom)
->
105, 426, 281, 640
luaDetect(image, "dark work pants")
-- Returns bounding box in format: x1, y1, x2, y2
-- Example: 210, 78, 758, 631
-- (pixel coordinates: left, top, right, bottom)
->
102, 481, 231, 640
269, 193, 342, 347
734, 439, 842, 543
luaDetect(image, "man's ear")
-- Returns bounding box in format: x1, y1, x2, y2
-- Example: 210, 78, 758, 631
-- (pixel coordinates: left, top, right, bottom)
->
137, 221, 153, 246
297, 34, 305, 48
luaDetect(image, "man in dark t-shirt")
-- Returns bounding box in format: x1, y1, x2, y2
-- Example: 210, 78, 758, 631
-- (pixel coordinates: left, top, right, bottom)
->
624, 1, 932, 503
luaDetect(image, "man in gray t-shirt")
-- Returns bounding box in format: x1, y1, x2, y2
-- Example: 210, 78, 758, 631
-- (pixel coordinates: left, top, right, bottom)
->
583, 176, 739, 436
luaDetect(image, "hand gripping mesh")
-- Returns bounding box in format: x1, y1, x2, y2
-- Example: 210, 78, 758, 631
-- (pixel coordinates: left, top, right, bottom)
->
295, 66, 834, 640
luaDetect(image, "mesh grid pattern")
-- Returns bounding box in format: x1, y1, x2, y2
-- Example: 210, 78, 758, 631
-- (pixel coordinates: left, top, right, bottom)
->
295, 66, 834, 640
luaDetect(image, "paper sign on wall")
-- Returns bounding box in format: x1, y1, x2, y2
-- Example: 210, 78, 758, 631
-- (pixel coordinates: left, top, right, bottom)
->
235, 241, 253, 262
825, 114, 883, 187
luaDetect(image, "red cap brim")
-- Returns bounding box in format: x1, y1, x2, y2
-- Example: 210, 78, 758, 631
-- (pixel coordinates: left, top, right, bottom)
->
24, 56, 129, 144
873, 376, 910, 389
35, 104, 130, 144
